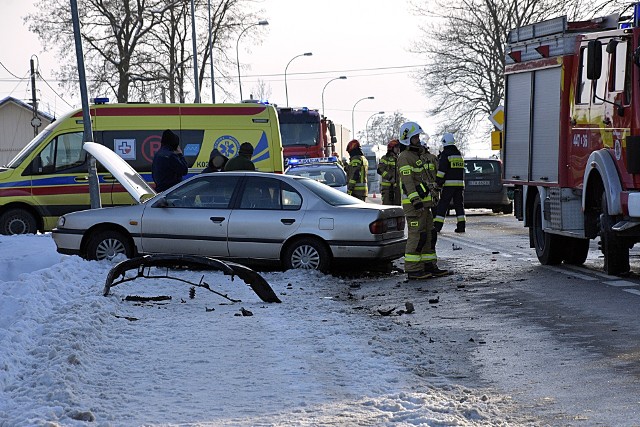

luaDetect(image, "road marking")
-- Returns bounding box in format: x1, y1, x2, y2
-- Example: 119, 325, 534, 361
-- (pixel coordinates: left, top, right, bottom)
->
623, 289, 640, 296
543, 265, 598, 281
603, 280, 638, 288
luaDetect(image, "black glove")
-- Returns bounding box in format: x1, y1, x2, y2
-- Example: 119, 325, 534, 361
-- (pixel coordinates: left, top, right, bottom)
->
412, 200, 424, 211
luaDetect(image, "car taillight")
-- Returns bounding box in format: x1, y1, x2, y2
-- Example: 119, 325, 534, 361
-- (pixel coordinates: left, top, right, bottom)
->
369, 216, 405, 234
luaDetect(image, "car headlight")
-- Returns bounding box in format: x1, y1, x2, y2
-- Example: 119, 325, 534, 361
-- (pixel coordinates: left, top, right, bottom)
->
57, 216, 66, 228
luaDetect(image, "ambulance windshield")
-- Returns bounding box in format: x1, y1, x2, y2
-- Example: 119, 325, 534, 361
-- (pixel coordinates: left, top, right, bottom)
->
6, 129, 52, 168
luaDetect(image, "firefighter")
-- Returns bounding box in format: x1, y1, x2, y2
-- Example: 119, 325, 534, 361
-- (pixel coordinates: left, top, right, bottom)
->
397, 122, 449, 280
420, 136, 441, 251
345, 139, 368, 201
434, 132, 466, 233
377, 139, 401, 205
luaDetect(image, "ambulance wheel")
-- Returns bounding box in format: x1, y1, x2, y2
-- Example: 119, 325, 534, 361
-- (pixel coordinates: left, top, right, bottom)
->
283, 237, 330, 272
562, 237, 589, 265
0, 209, 38, 235
599, 191, 630, 275
86, 230, 133, 261
531, 196, 563, 265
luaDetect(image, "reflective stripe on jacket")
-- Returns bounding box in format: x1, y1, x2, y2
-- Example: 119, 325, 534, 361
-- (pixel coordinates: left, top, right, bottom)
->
377, 153, 397, 188
436, 145, 465, 188
347, 155, 368, 196
397, 147, 433, 216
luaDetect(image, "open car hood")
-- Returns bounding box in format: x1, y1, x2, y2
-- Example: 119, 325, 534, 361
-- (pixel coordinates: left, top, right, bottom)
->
83, 142, 156, 204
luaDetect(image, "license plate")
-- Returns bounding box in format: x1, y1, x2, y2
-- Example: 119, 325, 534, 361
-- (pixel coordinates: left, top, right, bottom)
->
469, 180, 491, 186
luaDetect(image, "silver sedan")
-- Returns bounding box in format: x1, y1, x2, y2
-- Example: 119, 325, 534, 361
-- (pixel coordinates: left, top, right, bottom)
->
52, 146, 406, 271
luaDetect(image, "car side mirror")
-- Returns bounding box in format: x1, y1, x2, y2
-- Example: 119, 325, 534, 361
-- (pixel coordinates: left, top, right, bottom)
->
152, 196, 169, 208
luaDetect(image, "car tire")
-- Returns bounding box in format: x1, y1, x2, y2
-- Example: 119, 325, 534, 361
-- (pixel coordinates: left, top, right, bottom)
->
599, 191, 630, 275
502, 202, 513, 215
531, 196, 563, 265
0, 209, 38, 235
86, 230, 132, 261
283, 237, 330, 272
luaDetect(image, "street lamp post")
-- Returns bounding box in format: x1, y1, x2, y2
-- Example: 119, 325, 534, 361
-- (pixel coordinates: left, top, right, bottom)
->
366, 111, 385, 145
351, 96, 374, 140
321, 76, 347, 118
285, 52, 312, 107
236, 20, 269, 101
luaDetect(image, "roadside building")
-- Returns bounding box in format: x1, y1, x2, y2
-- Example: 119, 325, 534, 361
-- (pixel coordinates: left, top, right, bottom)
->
0, 96, 54, 165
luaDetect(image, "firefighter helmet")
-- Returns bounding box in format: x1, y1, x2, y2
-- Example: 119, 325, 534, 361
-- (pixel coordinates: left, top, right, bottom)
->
441, 132, 456, 146
387, 139, 400, 151
346, 139, 360, 152
399, 122, 424, 145
420, 133, 431, 148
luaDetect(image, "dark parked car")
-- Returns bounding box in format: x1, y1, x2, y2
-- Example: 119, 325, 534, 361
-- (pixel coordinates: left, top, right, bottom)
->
462, 158, 512, 214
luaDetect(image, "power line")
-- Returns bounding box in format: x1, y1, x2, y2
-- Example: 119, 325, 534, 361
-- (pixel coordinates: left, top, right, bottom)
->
0, 60, 22, 79
37, 72, 74, 108
243, 64, 428, 79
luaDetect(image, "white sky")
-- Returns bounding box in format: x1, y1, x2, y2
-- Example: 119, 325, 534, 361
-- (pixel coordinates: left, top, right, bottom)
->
0, 233, 522, 425
0, 0, 493, 156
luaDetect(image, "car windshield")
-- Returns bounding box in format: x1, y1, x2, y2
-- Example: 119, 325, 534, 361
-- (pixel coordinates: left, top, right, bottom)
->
286, 165, 347, 187
296, 177, 363, 205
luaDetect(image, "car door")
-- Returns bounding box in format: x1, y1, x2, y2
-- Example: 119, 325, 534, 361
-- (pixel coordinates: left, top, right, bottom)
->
227, 176, 305, 260
139, 175, 241, 256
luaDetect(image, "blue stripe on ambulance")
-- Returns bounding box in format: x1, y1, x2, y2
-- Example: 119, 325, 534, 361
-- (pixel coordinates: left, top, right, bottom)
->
252, 131, 271, 163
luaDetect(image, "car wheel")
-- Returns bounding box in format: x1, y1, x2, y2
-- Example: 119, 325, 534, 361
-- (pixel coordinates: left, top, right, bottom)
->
531, 196, 563, 265
283, 238, 330, 271
0, 209, 38, 235
502, 202, 513, 215
491, 208, 502, 214
86, 230, 132, 261
599, 191, 630, 275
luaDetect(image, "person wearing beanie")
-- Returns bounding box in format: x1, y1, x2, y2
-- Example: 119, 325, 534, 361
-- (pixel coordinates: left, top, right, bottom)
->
151, 129, 189, 192
434, 132, 466, 233
345, 139, 368, 201
224, 142, 256, 171
202, 148, 228, 173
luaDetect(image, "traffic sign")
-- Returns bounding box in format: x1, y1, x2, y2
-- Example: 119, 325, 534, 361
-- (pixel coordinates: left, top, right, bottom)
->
489, 105, 504, 131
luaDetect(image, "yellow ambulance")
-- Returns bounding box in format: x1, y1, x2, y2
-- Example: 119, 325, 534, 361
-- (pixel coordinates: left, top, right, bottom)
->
0, 101, 284, 234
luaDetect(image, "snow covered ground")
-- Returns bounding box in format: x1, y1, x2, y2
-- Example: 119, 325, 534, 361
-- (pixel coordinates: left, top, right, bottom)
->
0, 233, 528, 426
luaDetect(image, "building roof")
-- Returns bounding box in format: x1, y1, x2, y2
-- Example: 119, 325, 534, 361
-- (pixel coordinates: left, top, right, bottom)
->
0, 96, 55, 121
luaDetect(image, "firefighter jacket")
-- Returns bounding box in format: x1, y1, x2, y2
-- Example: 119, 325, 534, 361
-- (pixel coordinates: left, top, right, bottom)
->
420, 149, 439, 207
397, 146, 434, 216
436, 144, 465, 188
347, 154, 369, 198
377, 152, 398, 188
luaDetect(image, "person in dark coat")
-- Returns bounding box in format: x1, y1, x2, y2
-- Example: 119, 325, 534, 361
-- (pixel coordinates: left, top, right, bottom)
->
202, 149, 228, 173
152, 129, 189, 192
224, 142, 256, 171
434, 132, 466, 233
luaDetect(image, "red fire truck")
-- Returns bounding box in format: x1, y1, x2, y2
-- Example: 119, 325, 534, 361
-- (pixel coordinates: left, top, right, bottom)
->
502, 7, 640, 275
277, 107, 338, 159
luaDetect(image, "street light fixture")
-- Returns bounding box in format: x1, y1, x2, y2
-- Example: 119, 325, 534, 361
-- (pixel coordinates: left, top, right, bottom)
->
321, 76, 347, 118
351, 96, 375, 140
285, 52, 312, 107
236, 20, 269, 101
366, 111, 385, 144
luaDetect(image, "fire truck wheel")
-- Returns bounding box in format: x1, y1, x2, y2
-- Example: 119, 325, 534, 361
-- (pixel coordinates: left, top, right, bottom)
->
563, 237, 589, 265
531, 196, 563, 265
0, 209, 38, 235
599, 191, 630, 275
86, 230, 133, 261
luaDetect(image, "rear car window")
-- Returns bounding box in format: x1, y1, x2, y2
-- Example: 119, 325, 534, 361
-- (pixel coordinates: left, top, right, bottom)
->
465, 160, 499, 175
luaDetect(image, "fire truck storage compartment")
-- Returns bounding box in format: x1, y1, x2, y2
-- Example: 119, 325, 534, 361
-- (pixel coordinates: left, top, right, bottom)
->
545, 187, 584, 232
504, 67, 561, 184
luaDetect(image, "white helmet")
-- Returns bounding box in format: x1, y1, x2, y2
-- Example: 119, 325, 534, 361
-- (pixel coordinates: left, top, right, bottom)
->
399, 121, 424, 145
441, 132, 456, 146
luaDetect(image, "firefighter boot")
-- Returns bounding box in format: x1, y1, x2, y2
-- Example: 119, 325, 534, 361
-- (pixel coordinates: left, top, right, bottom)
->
424, 264, 450, 277
455, 222, 465, 233
407, 270, 433, 280
433, 221, 443, 233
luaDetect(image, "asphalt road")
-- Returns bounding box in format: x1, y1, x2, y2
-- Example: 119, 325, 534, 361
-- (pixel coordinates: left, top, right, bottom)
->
331, 209, 640, 425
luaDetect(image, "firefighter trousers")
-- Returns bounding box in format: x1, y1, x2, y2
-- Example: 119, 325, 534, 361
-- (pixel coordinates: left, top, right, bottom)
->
404, 209, 437, 273
381, 185, 401, 206
434, 187, 465, 231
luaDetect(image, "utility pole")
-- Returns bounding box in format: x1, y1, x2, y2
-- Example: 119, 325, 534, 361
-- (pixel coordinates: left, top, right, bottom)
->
29, 59, 41, 137
71, 0, 101, 209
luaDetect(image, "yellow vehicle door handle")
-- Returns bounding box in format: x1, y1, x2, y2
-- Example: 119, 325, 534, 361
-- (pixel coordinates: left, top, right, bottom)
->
102, 174, 117, 182
74, 176, 89, 182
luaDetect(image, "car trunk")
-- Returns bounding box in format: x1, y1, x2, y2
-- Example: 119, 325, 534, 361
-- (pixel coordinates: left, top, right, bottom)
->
464, 160, 503, 194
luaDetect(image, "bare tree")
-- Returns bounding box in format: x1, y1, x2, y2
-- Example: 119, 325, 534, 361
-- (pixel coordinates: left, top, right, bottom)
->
411, 0, 626, 139
250, 78, 272, 101
358, 112, 408, 146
